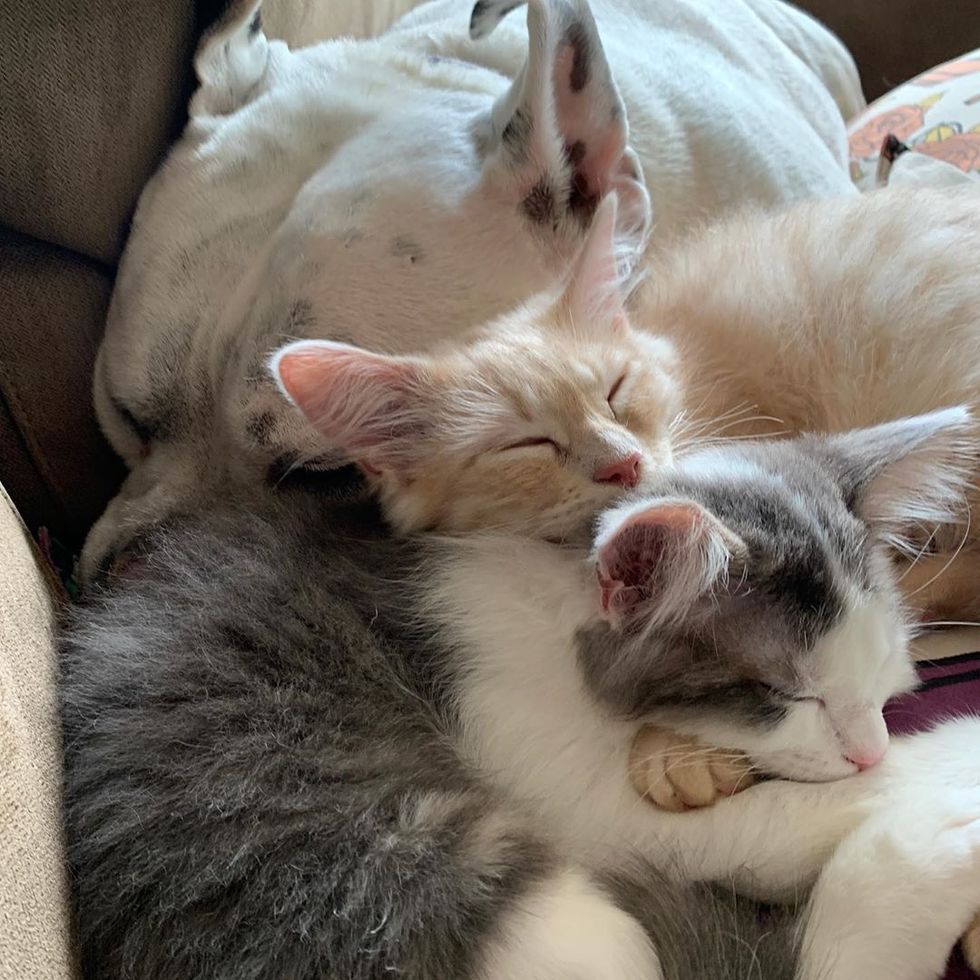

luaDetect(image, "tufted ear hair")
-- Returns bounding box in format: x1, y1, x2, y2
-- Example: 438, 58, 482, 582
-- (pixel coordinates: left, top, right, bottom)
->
471, 0, 650, 248
818, 407, 977, 552
559, 194, 630, 332
269, 340, 436, 473
192, 0, 270, 117
594, 498, 747, 630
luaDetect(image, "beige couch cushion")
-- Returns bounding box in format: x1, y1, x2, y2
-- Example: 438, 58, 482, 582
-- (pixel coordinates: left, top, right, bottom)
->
0, 230, 125, 552
0, 0, 198, 265
0, 485, 77, 980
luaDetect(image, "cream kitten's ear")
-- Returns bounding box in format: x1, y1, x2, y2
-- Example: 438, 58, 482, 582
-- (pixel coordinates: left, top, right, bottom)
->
821, 407, 977, 550
594, 498, 746, 628
563, 194, 628, 331
269, 340, 430, 471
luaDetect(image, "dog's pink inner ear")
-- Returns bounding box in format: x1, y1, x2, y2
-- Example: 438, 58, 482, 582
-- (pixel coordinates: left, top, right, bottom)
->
274, 343, 426, 467
597, 503, 705, 622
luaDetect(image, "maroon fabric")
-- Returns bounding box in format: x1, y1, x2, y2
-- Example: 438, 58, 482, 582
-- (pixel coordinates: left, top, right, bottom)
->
885, 652, 980, 737
884, 649, 980, 979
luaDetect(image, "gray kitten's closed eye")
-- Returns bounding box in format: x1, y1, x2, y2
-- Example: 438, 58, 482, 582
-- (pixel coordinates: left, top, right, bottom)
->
580, 406, 974, 783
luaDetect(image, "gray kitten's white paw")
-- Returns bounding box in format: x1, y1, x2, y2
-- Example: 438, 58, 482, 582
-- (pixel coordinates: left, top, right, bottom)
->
479, 869, 662, 980
628, 726, 755, 812
800, 794, 980, 980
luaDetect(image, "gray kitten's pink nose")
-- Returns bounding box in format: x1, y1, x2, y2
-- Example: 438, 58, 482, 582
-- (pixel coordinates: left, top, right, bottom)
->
845, 745, 887, 771
593, 453, 642, 488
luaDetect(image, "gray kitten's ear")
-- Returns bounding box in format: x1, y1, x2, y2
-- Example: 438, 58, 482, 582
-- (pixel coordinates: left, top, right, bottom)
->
268, 340, 433, 473
594, 499, 747, 629
472, 0, 650, 244
192, 1, 270, 117
823, 407, 977, 548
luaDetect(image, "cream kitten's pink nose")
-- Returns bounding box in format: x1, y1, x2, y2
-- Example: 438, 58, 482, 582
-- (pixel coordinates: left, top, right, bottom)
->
593, 453, 642, 488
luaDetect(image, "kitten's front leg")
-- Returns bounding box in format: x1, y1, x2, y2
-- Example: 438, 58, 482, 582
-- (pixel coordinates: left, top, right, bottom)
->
632, 717, 980, 900
799, 791, 980, 980
628, 725, 755, 811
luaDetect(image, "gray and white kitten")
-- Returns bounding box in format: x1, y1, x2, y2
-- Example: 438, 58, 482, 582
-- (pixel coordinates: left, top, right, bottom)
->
62, 491, 799, 980
62, 410, 980, 980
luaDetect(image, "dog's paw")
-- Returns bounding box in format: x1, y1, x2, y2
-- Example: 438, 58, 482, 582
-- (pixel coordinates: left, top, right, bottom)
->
628, 726, 755, 812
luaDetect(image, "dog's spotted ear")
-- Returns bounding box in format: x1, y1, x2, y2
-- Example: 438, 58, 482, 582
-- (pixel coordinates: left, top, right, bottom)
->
192, 0, 270, 116
472, 0, 650, 246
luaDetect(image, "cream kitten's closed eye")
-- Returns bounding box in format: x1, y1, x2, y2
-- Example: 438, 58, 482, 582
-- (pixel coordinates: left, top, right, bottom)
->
607, 373, 626, 405
270, 196, 684, 539
498, 437, 561, 454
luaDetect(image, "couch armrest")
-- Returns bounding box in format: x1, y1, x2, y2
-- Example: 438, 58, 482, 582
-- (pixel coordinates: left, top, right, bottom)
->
0, 483, 78, 980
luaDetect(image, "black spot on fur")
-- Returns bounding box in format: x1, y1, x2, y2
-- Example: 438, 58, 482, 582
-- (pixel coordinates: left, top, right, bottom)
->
881, 133, 910, 163
248, 9, 262, 37
565, 140, 587, 167
470, 0, 521, 33
564, 21, 591, 92
391, 236, 425, 264
501, 107, 532, 160
567, 172, 599, 224
521, 177, 557, 226
469, 0, 491, 31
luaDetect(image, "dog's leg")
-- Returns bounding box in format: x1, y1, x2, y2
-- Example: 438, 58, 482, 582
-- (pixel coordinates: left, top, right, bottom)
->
192, 1, 271, 116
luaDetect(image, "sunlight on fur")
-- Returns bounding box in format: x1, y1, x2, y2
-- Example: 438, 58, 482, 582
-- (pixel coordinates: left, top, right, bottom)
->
272, 197, 681, 541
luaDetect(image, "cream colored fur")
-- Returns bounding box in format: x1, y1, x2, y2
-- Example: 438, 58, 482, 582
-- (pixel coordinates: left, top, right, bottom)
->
634, 185, 980, 621
271, 198, 682, 540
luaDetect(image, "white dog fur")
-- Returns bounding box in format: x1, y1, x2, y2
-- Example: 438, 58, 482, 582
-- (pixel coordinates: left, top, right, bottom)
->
84, 0, 862, 579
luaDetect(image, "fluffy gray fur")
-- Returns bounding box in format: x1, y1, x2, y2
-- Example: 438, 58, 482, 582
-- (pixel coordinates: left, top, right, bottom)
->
62, 487, 802, 980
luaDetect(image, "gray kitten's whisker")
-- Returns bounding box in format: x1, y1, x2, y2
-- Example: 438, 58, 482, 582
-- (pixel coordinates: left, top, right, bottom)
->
896, 524, 942, 579
917, 619, 980, 629
903, 507, 972, 599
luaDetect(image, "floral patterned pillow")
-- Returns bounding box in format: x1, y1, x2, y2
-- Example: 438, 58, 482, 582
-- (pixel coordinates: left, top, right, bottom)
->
848, 49, 980, 189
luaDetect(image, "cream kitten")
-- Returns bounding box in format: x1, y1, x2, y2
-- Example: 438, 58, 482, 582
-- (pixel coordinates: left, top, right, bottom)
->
633, 185, 980, 622
272, 187, 979, 624
270, 200, 681, 541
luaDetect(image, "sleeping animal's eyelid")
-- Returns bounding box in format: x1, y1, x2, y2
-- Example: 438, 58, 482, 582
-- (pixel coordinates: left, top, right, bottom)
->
496, 436, 559, 453
758, 681, 817, 703
607, 373, 627, 403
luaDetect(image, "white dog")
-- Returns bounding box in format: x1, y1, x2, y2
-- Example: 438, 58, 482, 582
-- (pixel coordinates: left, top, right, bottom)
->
83, 0, 862, 579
